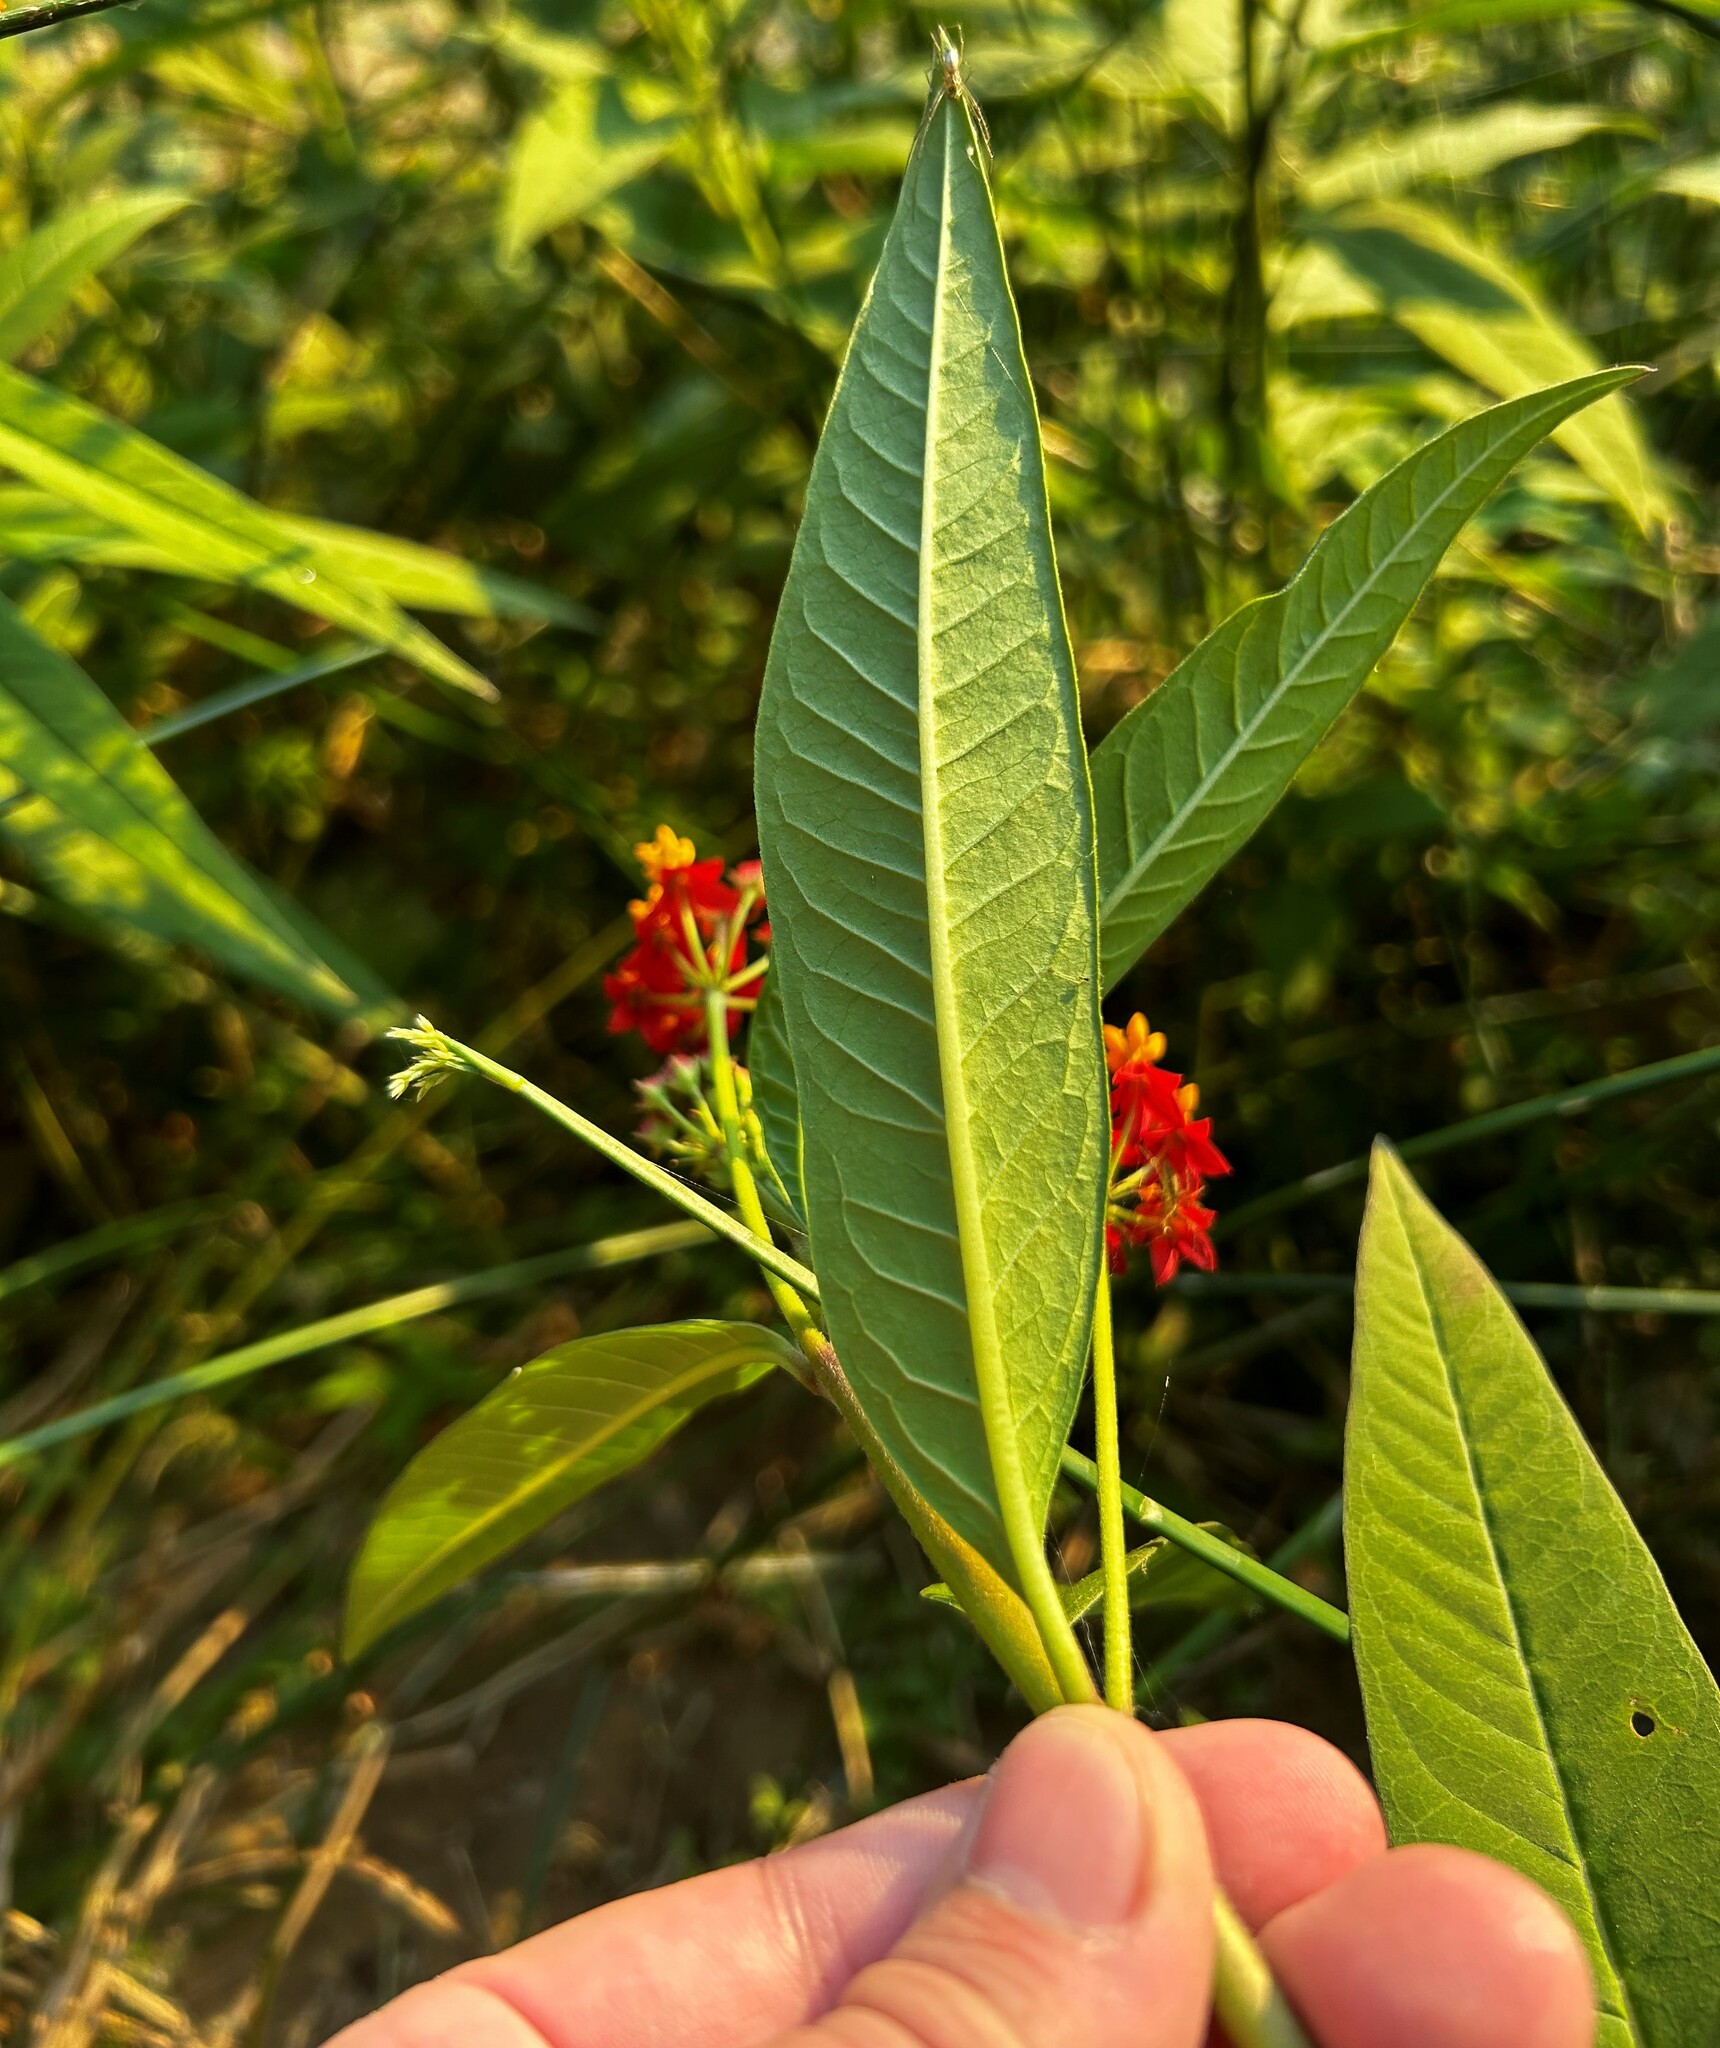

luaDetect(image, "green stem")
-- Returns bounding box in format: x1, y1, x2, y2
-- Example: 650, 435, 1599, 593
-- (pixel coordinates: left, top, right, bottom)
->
1060, 1445, 1349, 1645
1090, 1270, 1132, 1712
425, 1033, 820, 1302
1212, 1889, 1315, 2048
1174, 1270, 1720, 1317
1220, 1042, 1720, 1236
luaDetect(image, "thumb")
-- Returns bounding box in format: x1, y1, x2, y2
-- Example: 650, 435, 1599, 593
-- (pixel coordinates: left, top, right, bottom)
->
768, 1706, 1215, 2048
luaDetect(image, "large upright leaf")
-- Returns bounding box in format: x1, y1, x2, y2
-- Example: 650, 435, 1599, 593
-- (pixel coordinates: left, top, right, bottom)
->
0, 596, 363, 1014
0, 188, 191, 363
344, 1321, 796, 1656
1089, 371, 1633, 989
754, 92, 1107, 1587
1347, 1145, 1720, 2048
1299, 202, 1670, 532
0, 363, 494, 699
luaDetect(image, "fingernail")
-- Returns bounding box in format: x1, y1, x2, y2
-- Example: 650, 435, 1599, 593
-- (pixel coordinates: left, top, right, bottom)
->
964, 1710, 1148, 1928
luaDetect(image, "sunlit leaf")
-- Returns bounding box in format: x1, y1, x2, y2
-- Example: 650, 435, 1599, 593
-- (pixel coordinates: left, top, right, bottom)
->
1301, 104, 1633, 211
1297, 201, 1670, 531
499, 70, 687, 263
0, 363, 495, 698
0, 595, 366, 1013
1090, 372, 1634, 988
1348, 1144, 1720, 2048
344, 1320, 796, 1656
1658, 155, 1720, 205
755, 92, 1108, 1588
0, 187, 191, 363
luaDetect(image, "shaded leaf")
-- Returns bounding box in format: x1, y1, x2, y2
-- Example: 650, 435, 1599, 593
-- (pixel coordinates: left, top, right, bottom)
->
747, 967, 804, 1229
1347, 1144, 1720, 2048
1090, 372, 1633, 988
754, 93, 1108, 1587
0, 362, 494, 698
344, 1321, 796, 1656
0, 595, 365, 1013
0, 187, 191, 363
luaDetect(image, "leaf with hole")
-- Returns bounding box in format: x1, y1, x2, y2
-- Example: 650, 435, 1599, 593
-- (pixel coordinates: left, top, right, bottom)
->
344, 1321, 798, 1657
1347, 1144, 1720, 2047
754, 91, 1108, 1592
1089, 370, 1635, 989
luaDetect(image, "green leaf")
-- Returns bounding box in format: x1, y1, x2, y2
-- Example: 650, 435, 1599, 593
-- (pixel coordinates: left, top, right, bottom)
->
1299, 201, 1670, 532
754, 93, 1108, 1590
270, 513, 600, 629
1090, 371, 1634, 988
1658, 156, 1720, 205
499, 70, 687, 263
747, 967, 804, 1229
0, 362, 495, 699
0, 187, 191, 363
1060, 1530, 1260, 1624
0, 595, 364, 1013
343, 1320, 795, 1656
1347, 1144, 1720, 2048
1301, 104, 1634, 211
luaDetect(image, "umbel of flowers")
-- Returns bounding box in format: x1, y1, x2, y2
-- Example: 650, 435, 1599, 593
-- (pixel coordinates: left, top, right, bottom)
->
607, 830, 1230, 1287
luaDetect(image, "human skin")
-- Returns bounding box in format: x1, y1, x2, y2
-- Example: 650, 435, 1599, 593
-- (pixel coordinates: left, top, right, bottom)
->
329, 1709, 1594, 2048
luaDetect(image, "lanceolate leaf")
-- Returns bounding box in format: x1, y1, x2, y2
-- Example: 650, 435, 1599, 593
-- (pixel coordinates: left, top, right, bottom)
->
0, 596, 364, 1014
0, 363, 494, 699
1300, 104, 1631, 211
0, 187, 191, 363
1090, 371, 1635, 989
923, 1527, 1257, 1625
1347, 1145, 1720, 2048
344, 1321, 795, 1656
755, 92, 1108, 1589
747, 967, 805, 1228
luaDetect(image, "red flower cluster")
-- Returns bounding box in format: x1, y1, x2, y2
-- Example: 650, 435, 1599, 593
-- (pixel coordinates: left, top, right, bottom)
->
604, 826, 768, 1056
1105, 1013, 1230, 1285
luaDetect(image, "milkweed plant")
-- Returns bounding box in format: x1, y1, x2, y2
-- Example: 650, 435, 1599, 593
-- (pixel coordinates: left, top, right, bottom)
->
351, 47, 1720, 2048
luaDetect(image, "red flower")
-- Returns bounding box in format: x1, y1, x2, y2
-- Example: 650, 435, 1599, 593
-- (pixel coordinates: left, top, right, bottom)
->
604, 826, 768, 1056
1103, 1012, 1228, 1285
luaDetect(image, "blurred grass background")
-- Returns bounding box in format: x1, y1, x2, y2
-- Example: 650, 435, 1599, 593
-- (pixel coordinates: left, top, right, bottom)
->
2, 0, 1719, 2038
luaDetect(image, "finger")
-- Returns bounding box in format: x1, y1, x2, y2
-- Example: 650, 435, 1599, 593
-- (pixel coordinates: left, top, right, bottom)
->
766, 1706, 1214, 2048
1159, 1719, 1386, 1927
1261, 1841, 1595, 2048
326, 1781, 981, 2048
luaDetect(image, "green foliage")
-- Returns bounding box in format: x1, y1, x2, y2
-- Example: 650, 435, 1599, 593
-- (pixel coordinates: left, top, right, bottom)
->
0, 189, 191, 364
747, 967, 804, 1228
1347, 1146, 1720, 2048
345, 1319, 797, 1656
754, 91, 1106, 1595
1090, 373, 1632, 988
0, 595, 368, 1013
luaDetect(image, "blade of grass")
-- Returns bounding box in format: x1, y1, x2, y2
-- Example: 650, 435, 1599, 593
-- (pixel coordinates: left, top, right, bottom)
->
141, 644, 380, 746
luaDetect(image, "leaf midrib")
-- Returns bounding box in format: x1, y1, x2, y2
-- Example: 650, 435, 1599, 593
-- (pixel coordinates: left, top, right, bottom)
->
1098, 387, 1577, 926
1396, 1192, 1638, 2039
372, 1339, 771, 1631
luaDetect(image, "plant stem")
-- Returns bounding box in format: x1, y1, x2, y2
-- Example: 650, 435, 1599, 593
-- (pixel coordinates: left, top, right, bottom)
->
1212, 1889, 1315, 2048
1060, 1445, 1349, 1645
1090, 1269, 1132, 1711
418, 1032, 820, 1302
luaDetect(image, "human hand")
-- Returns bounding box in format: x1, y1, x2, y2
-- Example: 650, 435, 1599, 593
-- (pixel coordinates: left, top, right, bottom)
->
330, 1707, 1593, 2048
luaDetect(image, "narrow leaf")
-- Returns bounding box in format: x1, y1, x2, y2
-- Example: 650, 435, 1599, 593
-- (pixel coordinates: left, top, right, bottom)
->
1301, 104, 1632, 211
747, 967, 805, 1228
270, 512, 600, 629
344, 1320, 796, 1656
755, 93, 1108, 1587
0, 363, 494, 699
0, 188, 191, 363
1090, 371, 1635, 988
1060, 1530, 1259, 1624
1347, 1144, 1720, 2048
0, 596, 364, 1013
499, 71, 686, 262
1302, 201, 1670, 532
